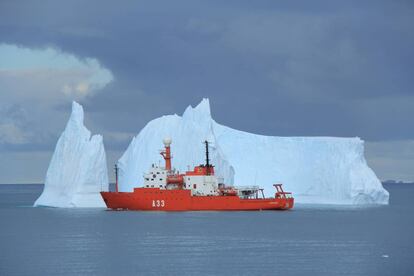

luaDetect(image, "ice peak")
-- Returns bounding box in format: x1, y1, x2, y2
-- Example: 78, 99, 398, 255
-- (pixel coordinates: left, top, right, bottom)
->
34, 101, 108, 207
65, 101, 90, 140
69, 101, 84, 125
182, 98, 211, 122
195, 98, 211, 114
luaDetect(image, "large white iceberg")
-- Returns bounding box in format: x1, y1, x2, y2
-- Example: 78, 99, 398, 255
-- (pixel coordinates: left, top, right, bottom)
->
34, 102, 108, 208
119, 98, 389, 205
118, 99, 234, 190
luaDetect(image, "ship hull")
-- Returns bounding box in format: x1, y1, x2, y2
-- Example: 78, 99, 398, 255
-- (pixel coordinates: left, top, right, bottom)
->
101, 188, 294, 211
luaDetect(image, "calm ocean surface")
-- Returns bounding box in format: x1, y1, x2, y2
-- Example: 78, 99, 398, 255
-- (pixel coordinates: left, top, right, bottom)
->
0, 184, 413, 276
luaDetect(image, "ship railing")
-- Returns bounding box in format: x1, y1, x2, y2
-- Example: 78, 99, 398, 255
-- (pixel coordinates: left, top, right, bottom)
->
235, 185, 260, 191
276, 192, 293, 199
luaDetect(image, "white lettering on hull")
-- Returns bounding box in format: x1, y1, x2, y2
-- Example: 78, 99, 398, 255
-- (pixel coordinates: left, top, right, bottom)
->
152, 200, 165, 208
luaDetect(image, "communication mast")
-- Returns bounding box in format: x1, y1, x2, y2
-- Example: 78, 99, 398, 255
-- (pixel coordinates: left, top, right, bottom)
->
114, 163, 119, 192
204, 140, 211, 175
160, 137, 172, 171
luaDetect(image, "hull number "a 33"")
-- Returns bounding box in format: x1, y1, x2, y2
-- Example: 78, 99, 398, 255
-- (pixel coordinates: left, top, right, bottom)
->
152, 200, 165, 208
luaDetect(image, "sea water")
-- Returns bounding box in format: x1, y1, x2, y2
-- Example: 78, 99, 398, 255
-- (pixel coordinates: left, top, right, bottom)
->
0, 184, 413, 275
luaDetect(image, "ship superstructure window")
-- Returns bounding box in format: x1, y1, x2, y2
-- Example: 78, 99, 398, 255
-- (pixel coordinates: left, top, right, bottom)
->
193, 184, 197, 189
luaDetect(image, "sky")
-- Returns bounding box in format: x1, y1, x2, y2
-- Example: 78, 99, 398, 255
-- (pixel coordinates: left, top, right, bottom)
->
0, 0, 413, 183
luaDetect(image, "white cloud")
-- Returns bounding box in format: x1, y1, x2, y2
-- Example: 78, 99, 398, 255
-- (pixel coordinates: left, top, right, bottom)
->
0, 44, 114, 145
0, 44, 113, 104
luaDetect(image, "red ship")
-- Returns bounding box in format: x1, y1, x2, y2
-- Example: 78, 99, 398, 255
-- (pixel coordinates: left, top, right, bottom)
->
101, 139, 294, 211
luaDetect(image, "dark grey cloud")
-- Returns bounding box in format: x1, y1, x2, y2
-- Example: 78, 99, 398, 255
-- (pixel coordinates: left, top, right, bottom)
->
0, 0, 413, 182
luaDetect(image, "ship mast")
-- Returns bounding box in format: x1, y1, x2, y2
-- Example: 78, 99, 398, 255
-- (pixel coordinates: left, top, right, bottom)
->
204, 140, 211, 175
161, 138, 172, 171
114, 163, 119, 192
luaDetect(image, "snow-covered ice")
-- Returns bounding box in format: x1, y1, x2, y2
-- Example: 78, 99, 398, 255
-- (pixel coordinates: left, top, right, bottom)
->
34, 102, 108, 208
119, 99, 389, 205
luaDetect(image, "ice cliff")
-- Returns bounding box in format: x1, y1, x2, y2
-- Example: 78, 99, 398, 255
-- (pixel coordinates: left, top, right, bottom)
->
119, 99, 389, 205
34, 102, 108, 208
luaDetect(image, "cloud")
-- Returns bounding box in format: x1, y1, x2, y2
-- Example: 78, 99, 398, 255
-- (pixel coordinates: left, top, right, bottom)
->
0, 123, 27, 144
0, 44, 113, 104
0, 44, 114, 147
218, 12, 391, 102
0, 104, 29, 145
0, 1, 413, 183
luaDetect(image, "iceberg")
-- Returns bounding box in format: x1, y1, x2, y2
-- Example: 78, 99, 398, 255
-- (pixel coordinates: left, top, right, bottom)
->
34, 102, 108, 208
118, 99, 235, 191
119, 98, 389, 205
